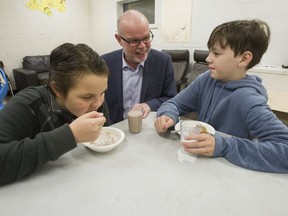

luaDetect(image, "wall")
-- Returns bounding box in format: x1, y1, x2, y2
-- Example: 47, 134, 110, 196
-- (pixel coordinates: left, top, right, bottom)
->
90, 0, 288, 67
1, 0, 288, 89
0, 0, 91, 88
248, 67, 288, 112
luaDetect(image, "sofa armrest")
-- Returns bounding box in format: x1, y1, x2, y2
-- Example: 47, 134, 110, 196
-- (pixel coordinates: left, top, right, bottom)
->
13, 68, 38, 90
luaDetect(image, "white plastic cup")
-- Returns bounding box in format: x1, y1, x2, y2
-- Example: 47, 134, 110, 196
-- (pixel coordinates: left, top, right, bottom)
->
180, 121, 200, 142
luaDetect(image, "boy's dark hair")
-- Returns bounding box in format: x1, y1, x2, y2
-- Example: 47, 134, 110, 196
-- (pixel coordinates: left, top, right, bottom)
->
49, 43, 109, 97
207, 19, 270, 69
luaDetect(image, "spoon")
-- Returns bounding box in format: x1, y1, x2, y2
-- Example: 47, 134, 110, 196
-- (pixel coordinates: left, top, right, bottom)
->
170, 129, 180, 134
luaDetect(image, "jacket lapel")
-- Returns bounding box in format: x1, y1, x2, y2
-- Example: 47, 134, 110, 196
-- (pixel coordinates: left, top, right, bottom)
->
140, 50, 153, 102
114, 51, 124, 106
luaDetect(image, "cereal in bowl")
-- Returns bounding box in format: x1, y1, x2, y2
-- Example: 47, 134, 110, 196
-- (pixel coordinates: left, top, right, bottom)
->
90, 130, 120, 146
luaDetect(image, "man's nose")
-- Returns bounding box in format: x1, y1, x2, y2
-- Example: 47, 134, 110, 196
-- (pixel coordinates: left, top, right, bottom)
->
137, 40, 146, 48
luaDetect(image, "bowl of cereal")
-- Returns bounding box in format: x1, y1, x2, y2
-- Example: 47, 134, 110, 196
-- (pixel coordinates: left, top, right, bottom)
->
81, 127, 125, 152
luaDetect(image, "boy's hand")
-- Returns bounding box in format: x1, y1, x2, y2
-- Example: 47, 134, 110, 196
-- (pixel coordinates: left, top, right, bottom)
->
69, 111, 106, 143
154, 115, 175, 133
181, 134, 215, 156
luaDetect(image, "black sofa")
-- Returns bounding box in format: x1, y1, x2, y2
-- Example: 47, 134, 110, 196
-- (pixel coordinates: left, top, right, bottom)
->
13, 55, 50, 91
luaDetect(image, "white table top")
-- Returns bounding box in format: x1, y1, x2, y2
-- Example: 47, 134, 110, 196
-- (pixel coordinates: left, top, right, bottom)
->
1, 112, 288, 216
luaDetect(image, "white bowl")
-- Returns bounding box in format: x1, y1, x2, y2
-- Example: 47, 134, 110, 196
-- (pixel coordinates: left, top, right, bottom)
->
81, 127, 125, 152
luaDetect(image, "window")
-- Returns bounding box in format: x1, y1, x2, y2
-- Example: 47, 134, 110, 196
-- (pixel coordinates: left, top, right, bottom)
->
117, 0, 158, 28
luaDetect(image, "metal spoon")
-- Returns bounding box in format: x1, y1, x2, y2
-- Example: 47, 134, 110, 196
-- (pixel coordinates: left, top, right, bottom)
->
170, 129, 180, 134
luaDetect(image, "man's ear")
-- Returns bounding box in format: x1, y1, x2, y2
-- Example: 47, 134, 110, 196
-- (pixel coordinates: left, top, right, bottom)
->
50, 82, 63, 98
115, 34, 123, 46
238, 51, 253, 68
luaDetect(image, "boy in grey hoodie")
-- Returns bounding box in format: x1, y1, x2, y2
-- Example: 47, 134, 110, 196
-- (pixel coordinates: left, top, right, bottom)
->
155, 19, 288, 173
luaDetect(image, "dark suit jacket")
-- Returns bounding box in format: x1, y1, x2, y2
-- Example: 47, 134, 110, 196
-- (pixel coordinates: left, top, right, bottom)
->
102, 49, 177, 124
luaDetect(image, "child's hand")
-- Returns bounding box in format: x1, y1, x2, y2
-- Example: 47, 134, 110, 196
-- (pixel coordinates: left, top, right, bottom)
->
69, 111, 106, 143
154, 115, 174, 133
181, 134, 216, 156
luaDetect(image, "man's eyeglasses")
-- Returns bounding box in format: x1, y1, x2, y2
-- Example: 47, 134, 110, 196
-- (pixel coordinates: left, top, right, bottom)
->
119, 30, 154, 47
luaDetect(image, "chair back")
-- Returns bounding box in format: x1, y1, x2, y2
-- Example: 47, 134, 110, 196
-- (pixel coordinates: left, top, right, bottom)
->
187, 50, 209, 85
162, 49, 190, 92
193, 50, 209, 63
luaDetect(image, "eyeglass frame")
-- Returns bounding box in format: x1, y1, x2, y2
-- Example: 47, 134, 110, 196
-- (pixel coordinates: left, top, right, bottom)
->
118, 30, 154, 47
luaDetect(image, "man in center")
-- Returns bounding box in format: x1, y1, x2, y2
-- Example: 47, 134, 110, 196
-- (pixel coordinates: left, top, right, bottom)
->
102, 10, 177, 124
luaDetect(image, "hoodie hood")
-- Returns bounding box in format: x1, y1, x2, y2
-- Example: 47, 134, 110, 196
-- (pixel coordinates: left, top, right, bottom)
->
218, 74, 268, 100
197, 72, 269, 125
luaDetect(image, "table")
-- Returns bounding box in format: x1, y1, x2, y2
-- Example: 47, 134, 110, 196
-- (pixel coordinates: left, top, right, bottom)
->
1, 112, 288, 216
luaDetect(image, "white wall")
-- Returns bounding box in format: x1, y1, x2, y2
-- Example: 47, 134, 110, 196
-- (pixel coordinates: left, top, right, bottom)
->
90, 0, 119, 54
1, 0, 288, 89
0, 0, 91, 88
90, 0, 288, 67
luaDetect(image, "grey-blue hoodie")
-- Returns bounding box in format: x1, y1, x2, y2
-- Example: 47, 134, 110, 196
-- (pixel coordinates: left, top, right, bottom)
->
157, 71, 288, 173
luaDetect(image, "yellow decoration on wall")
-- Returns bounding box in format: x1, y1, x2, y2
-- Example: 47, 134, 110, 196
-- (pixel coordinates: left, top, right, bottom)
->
26, 0, 66, 17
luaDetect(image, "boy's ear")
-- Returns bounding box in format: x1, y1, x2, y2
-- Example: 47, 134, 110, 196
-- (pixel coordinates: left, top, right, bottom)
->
50, 82, 63, 98
238, 51, 253, 68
